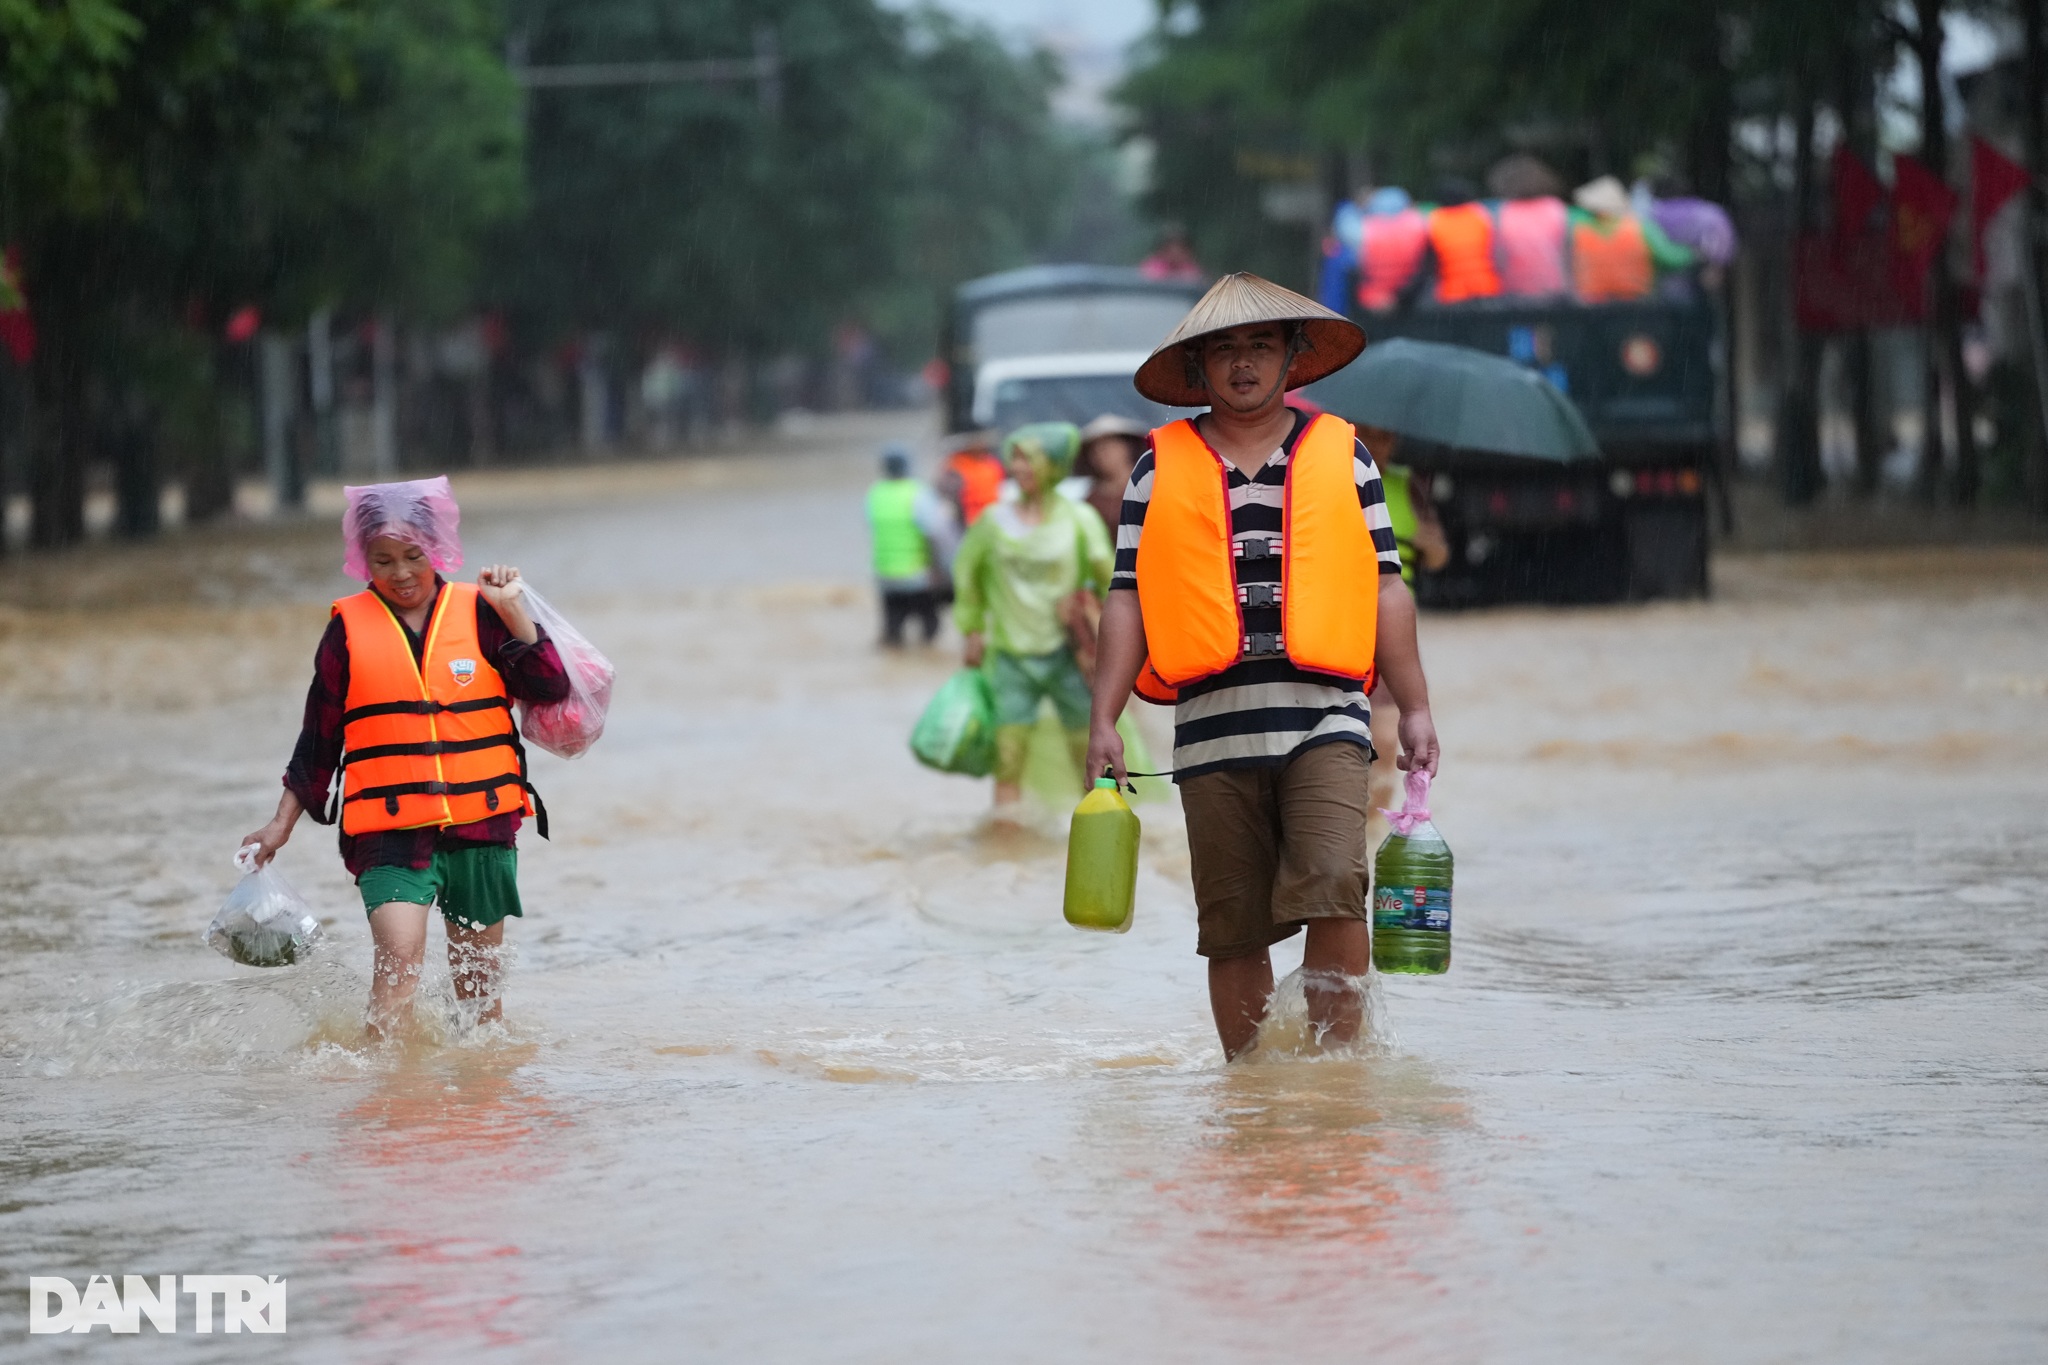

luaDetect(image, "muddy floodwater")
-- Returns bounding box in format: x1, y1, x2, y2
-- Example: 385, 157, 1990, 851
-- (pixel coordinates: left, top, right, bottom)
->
4, 416, 2046, 1363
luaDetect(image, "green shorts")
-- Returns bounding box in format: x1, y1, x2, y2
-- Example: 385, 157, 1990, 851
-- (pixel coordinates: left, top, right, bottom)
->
986, 648, 1092, 730
357, 845, 523, 929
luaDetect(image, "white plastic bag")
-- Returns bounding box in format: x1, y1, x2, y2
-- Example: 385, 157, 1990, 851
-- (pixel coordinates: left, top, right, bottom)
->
518, 584, 615, 759
206, 846, 325, 968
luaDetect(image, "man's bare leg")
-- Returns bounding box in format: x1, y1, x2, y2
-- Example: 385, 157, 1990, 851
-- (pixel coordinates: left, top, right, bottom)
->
447, 918, 507, 1024
1209, 949, 1275, 1059
1302, 919, 1371, 1047
366, 901, 432, 1040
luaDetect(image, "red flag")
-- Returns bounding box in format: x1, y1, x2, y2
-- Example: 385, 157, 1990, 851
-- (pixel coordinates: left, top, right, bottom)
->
224, 304, 261, 344
1796, 231, 1920, 332
1890, 153, 1958, 293
0, 246, 34, 367
1970, 135, 2032, 281
1832, 146, 1886, 243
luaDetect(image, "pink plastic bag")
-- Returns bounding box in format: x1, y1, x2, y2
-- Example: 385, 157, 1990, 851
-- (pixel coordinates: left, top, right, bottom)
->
1380, 768, 1434, 835
518, 585, 615, 759
342, 476, 463, 582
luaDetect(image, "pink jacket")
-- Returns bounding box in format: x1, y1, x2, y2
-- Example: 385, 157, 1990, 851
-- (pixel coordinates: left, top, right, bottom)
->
1497, 197, 1568, 298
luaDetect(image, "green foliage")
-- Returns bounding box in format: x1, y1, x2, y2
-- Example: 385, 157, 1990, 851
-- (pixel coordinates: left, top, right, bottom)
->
494, 0, 1084, 362
1116, 0, 1760, 276
2, 0, 1111, 543
2, 0, 526, 542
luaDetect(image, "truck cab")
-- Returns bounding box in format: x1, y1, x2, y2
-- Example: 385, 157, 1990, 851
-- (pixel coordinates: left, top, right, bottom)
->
942, 265, 1206, 435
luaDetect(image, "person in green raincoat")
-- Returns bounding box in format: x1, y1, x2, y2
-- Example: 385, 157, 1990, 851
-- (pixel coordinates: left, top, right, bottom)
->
952, 422, 1114, 811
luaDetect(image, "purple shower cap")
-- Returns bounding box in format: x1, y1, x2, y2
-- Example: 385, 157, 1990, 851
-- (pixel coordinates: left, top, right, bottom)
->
342, 476, 463, 582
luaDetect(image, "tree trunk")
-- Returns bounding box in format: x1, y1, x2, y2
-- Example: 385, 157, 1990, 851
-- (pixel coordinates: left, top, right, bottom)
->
2025, 0, 2048, 514
112, 390, 161, 539
1776, 92, 1825, 505
1839, 10, 1885, 495
27, 323, 89, 550
1914, 0, 1977, 504
1846, 330, 1884, 494
182, 339, 241, 524
1686, 11, 1732, 204
1939, 278, 1977, 503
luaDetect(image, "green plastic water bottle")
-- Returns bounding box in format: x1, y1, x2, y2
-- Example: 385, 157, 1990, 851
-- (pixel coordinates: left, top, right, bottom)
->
1063, 776, 1139, 933
1372, 770, 1451, 974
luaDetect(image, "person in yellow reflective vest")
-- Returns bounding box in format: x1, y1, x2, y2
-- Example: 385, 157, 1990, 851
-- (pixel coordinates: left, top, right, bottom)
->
1357, 426, 1449, 584
868, 445, 951, 647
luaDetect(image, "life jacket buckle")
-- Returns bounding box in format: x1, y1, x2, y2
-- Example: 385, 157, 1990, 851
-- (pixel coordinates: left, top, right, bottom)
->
1242, 631, 1285, 656
384, 795, 400, 815
424, 781, 449, 795
484, 789, 499, 811
1234, 536, 1281, 560
1236, 583, 1281, 608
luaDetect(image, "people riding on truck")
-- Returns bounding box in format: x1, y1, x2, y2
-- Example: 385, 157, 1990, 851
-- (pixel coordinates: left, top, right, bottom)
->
1324, 168, 1715, 307
1569, 176, 1697, 304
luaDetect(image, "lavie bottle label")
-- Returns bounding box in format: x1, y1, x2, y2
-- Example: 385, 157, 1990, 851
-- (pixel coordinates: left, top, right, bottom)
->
1373, 884, 1450, 932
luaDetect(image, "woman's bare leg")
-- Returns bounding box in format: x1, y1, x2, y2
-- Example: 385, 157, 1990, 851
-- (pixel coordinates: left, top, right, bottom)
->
446, 918, 507, 1024
366, 901, 432, 1040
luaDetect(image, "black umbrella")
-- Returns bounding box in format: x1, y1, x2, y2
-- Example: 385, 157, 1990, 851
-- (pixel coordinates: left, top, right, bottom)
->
1302, 338, 1599, 462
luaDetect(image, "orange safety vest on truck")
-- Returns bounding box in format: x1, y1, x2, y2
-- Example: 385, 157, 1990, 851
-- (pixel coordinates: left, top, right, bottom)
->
334, 583, 533, 836
1356, 207, 1429, 311
1132, 414, 1380, 704
1571, 214, 1654, 303
1426, 203, 1502, 302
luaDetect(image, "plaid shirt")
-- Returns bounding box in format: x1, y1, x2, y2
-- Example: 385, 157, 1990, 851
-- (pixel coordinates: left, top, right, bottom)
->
284, 580, 570, 877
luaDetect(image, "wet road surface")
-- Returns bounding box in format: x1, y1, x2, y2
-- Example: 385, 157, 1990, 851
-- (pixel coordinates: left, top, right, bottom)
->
4, 415, 2046, 1362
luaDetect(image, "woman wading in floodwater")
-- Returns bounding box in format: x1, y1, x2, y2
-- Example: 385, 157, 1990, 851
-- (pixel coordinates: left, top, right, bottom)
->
951, 422, 1115, 815
241, 477, 569, 1038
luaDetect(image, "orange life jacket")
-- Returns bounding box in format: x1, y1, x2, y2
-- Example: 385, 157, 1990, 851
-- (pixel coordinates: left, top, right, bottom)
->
334, 583, 532, 836
1132, 415, 1380, 704
947, 451, 1005, 525
1572, 214, 1653, 303
1497, 197, 1569, 297
1426, 203, 1502, 302
1357, 207, 1429, 311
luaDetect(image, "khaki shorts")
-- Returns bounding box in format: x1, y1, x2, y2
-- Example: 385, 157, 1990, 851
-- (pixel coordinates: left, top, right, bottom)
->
1179, 741, 1372, 959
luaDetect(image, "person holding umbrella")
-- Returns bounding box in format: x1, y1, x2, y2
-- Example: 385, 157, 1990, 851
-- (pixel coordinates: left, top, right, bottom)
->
1085, 273, 1441, 1059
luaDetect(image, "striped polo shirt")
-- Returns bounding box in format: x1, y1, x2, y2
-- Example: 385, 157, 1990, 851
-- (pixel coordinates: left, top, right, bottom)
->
1109, 410, 1403, 781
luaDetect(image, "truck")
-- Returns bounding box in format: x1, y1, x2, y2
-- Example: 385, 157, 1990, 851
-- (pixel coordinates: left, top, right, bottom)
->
941, 265, 1205, 435
944, 263, 1725, 606
1327, 296, 1724, 605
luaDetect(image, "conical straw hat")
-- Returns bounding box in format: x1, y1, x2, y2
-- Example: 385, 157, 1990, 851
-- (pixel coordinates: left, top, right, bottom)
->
1133, 272, 1366, 407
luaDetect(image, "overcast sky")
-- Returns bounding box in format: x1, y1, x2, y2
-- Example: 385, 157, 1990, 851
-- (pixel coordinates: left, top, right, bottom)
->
909, 3, 2013, 136
906, 0, 1156, 124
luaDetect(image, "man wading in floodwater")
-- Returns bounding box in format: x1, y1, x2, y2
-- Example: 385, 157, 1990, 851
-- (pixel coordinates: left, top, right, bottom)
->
1086, 274, 1441, 1058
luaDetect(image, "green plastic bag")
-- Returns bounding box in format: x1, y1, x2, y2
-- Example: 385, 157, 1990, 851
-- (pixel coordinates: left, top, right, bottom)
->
911, 668, 997, 777
1020, 709, 1171, 807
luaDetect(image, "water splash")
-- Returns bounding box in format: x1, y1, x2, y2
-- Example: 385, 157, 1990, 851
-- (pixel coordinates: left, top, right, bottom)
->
15, 944, 536, 1077
1245, 967, 1401, 1062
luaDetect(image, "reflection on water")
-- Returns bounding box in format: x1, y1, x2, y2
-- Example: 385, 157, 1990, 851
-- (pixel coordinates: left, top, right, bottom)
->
324, 1045, 565, 1349
337, 1043, 565, 1172
4, 446, 2047, 1361
1179, 1059, 1460, 1252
